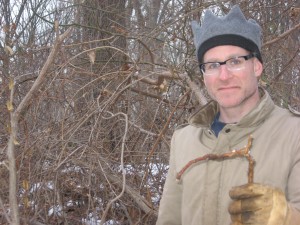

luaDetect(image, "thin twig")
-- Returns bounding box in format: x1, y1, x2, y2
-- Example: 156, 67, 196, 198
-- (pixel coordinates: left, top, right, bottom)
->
142, 91, 190, 186
0, 196, 11, 223
263, 22, 300, 47
54, 145, 83, 171
176, 136, 255, 183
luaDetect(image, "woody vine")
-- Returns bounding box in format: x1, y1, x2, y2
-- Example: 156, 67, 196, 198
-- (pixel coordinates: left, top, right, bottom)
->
176, 136, 255, 183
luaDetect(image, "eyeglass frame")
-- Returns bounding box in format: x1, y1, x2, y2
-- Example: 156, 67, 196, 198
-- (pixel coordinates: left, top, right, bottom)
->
199, 53, 257, 76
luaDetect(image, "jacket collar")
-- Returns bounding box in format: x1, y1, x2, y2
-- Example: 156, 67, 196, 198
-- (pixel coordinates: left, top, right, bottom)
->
188, 88, 275, 128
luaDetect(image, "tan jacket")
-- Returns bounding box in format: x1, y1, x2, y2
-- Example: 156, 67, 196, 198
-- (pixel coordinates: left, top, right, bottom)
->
156, 89, 300, 225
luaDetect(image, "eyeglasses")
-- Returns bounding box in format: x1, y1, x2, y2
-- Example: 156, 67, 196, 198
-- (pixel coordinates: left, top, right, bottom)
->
199, 53, 257, 76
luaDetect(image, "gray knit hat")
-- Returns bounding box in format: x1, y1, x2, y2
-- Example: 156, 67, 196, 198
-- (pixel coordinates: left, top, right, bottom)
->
191, 5, 262, 63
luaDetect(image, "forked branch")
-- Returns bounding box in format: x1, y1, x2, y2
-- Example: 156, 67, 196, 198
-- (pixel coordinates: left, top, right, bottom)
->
176, 136, 255, 183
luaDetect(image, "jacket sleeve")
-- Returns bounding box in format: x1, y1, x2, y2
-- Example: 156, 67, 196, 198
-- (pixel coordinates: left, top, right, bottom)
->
156, 132, 182, 225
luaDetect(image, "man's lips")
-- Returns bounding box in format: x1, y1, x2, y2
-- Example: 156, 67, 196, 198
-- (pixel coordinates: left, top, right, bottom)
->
218, 86, 239, 91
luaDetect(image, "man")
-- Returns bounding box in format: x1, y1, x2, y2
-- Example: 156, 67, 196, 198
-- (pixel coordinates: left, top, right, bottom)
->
156, 5, 300, 225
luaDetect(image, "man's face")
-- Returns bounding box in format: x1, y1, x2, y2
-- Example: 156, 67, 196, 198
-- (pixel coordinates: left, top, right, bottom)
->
202, 45, 263, 110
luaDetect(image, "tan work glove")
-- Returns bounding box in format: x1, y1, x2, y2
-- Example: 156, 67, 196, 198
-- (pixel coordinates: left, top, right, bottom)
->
228, 183, 291, 225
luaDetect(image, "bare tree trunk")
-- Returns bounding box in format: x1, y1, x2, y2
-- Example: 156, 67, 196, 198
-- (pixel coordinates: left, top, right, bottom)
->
7, 115, 19, 225
6, 27, 72, 225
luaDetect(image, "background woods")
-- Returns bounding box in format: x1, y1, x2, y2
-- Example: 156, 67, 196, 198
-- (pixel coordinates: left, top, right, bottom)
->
0, 0, 299, 224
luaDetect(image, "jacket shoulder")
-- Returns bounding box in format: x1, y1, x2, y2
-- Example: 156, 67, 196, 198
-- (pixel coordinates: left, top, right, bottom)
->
174, 123, 189, 131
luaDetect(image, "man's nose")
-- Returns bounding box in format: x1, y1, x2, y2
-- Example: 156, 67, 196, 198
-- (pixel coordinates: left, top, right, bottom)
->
218, 64, 232, 80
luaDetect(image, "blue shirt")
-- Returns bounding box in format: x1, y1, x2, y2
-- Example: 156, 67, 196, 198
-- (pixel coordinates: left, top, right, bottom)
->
211, 112, 226, 137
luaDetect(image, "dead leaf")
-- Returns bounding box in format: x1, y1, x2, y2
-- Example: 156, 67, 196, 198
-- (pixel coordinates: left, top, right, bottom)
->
4, 45, 13, 55
6, 101, 13, 111
13, 138, 20, 146
87, 50, 96, 64
22, 180, 29, 190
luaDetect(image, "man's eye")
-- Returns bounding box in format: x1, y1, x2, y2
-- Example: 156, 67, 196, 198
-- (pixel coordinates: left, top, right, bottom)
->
207, 63, 220, 70
228, 58, 242, 65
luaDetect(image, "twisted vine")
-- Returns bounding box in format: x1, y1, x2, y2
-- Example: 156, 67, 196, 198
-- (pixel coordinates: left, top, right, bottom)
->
176, 136, 255, 183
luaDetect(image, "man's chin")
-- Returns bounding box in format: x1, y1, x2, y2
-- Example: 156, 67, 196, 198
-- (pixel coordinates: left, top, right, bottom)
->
216, 98, 242, 109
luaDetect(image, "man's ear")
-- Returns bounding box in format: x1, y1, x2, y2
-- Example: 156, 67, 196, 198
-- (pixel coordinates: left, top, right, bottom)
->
254, 59, 263, 78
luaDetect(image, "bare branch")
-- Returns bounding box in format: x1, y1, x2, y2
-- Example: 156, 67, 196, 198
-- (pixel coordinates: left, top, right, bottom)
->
14, 27, 73, 121
176, 136, 255, 183
107, 174, 158, 217
263, 23, 300, 47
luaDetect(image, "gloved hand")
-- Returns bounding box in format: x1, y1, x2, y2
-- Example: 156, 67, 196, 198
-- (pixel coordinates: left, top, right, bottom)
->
228, 183, 291, 225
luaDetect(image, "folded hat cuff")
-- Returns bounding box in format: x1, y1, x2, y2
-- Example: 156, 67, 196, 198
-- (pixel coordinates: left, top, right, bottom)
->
197, 34, 262, 63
